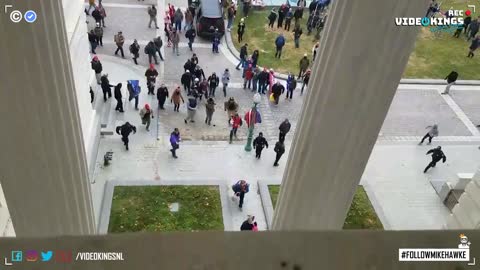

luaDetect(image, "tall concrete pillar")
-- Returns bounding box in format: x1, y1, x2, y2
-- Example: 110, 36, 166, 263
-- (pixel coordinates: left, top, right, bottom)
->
0, 1, 95, 236
447, 170, 480, 229
272, 0, 429, 230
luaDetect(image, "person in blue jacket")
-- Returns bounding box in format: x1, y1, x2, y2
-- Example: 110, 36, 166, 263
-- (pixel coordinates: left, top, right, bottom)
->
275, 33, 286, 59
232, 180, 250, 210
169, 128, 181, 158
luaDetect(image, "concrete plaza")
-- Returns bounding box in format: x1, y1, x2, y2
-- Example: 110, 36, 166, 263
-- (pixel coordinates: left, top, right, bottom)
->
88, 0, 480, 231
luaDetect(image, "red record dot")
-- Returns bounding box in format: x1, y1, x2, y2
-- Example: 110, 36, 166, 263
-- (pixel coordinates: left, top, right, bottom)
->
466, 10, 472, 16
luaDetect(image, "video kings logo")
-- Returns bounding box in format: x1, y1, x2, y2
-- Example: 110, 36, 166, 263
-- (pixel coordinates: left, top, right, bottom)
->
394, 6, 475, 27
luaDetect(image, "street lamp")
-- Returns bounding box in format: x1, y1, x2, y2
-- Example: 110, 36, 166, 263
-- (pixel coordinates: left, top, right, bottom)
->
244, 93, 262, 152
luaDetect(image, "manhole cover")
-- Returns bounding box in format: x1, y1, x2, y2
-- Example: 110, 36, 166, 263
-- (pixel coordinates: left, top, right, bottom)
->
168, 202, 179, 212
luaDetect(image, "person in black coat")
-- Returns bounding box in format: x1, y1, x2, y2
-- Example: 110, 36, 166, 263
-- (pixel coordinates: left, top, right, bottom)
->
100, 74, 113, 102
88, 30, 98, 54
116, 122, 137, 151
258, 68, 269, 95
442, 71, 458, 95
423, 146, 446, 173
271, 82, 285, 105
207, 73, 220, 97
157, 84, 169, 109
114, 83, 124, 112
467, 36, 480, 58
194, 65, 206, 81
464, 16, 472, 34
92, 7, 103, 24
268, 8, 278, 28
90, 56, 103, 84
129, 40, 140, 65
181, 70, 192, 92
273, 140, 285, 167
144, 41, 158, 65
278, 119, 291, 142
236, 43, 248, 70
185, 28, 196, 51
253, 132, 269, 159
145, 64, 159, 95
184, 59, 194, 73
240, 215, 257, 231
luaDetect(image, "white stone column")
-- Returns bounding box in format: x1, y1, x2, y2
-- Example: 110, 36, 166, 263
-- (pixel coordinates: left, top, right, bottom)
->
0, 1, 96, 236
447, 170, 480, 229
272, 0, 429, 230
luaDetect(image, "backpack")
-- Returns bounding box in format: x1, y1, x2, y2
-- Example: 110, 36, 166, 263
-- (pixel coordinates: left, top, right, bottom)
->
129, 44, 135, 53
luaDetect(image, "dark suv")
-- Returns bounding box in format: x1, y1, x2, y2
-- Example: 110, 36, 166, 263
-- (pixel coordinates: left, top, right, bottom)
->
195, 0, 225, 38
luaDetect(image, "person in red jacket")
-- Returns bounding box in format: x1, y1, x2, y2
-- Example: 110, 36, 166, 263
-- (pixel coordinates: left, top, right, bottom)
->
243, 64, 254, 90
229, 113, 243, 144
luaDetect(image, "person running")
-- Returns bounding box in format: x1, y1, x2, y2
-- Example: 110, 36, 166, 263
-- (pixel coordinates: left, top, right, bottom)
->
279, 119, 291, 142
205, 97, 216, 125
100, 74, 113, 102
232, 180, 250, 210
116, 122, 136, 151
114, 31, 125, 58
156, 83, 169, 109
268, 8, 278, 28
139, 104, 154, 131
171, 86, 184, 112
301, 69, 311, 95
153, 36, 165, 61
286, 74, 297, 100
273, 140, 286, 167
237, 18, 246, 43
253, 132, 268, 159
274, 34, 286, 59
113, 83, 124, 112
129, 39, 140, 65
419, 124, 439, 145
423, 146, 446, 173
229, 113, 243, 144
169, 128, 181, 158
90, 56, 103, 84
184, 93, 198, 123
148, 5, 159, 29
240, 215, 258, 231
442, 71, 458, 95
145, 64, 159, 95
222, 69, 231, 97
467, 36, 480, 58
208, 72, 219, 97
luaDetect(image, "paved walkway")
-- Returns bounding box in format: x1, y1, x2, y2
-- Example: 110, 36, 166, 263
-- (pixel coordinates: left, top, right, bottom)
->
87, 0, 480, 232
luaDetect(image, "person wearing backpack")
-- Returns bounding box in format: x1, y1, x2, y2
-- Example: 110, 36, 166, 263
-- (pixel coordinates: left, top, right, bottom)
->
114, 31, 125, 58
231, 180, 250, 210
229, 113, 242, 144
144, 41, 158, 65
129, 39, 140, 65
184, 93, 198, 124
139, 104, 154, 131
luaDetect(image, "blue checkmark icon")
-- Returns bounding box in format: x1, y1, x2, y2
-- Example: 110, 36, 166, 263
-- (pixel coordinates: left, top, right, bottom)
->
24, 10, 37, 23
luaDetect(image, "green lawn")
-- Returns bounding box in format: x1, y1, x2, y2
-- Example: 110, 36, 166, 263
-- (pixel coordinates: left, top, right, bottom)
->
108, 186, 224, 232
232, 1, 480, 79
268, 185, 383, 229
232, 9, 317, 74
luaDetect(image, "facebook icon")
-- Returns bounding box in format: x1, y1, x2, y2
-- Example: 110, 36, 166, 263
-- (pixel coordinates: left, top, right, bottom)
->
11, 251, 22, 262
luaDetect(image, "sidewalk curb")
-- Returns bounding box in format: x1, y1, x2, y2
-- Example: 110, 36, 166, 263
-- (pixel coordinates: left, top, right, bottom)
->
257, 180, 274, 230
224, 25, 480, 85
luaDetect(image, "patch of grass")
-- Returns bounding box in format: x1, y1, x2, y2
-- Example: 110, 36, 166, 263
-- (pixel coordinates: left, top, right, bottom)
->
232, 9, 317, 74
232, 1, 480, 79
108, 186, 224, 232
268, 185, 383, 229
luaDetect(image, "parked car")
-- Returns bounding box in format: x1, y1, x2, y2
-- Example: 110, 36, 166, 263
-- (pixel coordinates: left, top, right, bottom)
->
195, 0, 225, 38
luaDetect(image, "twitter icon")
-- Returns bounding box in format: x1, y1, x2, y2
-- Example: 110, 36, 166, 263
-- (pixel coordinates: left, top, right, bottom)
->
41, 251, 53, 262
